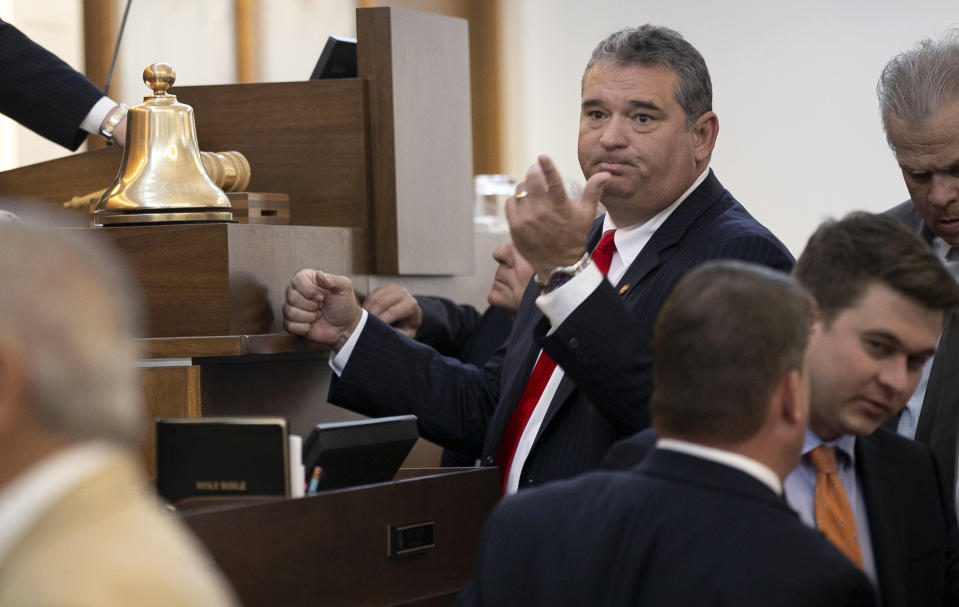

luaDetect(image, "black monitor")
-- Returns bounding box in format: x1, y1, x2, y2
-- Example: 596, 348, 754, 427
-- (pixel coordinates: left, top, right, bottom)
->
309, 35, 358, 79
302, 414, 418, 491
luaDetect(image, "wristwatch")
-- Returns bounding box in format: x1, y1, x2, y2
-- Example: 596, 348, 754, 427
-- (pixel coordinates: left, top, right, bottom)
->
99, 103, 129, 145
533, 251, 592, 294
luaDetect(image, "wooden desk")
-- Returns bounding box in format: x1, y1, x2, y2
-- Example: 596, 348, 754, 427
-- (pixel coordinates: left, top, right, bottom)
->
139, 333, 443, 476
182, 467, 499, 606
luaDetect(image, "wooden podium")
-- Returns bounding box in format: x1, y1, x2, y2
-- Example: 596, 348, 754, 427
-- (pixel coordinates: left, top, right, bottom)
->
182, 468, 499, 606
0, 4, 477, 443
0, 9, 491, 603
0, 6, 473, 277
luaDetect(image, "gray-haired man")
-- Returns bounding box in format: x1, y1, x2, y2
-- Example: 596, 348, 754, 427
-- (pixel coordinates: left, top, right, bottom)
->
879, 30, 959, 516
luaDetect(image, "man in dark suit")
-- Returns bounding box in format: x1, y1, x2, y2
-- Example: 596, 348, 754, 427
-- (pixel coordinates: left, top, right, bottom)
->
606, 214, 959, 606
0, 18, 127, 148
283, 25, 792, 495
459, 262, 876, 606
787, 213, 959, 606
363, 241, 532, 465
361, 241, 532, 368
876, 31, 959, 516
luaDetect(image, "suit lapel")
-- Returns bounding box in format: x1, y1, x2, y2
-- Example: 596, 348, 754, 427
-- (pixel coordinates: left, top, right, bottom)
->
484, 281, 548, 455
615, 171, 725, 292
916, 310, 959, 495
532, 171, 727, 443
856, 435, 908, 606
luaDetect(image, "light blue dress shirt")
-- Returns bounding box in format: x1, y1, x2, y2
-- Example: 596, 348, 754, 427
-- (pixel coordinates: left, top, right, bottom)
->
784, 430, 877, 588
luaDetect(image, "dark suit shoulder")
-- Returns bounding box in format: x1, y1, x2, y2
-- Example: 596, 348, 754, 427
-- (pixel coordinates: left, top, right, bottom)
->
884, 199, 920, 222
600, 427, 657, 470
690, 193, 795, 269
861, 426, 939, 464
465, 460, 876, 606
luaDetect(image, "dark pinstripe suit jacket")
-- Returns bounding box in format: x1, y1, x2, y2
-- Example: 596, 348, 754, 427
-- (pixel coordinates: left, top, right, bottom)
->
0, 19, 105, 150
330, 170, 794, 488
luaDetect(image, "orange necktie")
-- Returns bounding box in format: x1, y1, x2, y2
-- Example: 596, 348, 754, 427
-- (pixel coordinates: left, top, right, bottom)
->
808, 445, 864, 569
493, 230, 617, 495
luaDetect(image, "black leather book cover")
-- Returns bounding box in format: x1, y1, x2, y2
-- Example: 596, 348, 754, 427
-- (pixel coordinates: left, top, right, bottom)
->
156, 417, 289, 504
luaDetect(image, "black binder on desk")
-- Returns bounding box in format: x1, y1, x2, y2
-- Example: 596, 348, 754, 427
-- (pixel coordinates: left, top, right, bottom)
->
302, 414, 418, 491
156, 417, 289, 504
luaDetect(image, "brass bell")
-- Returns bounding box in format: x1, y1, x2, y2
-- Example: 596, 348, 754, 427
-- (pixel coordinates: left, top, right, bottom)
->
94, 63, 232, 226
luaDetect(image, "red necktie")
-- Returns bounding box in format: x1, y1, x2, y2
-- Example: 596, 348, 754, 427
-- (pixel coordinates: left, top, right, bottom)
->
494, 230, 617, 495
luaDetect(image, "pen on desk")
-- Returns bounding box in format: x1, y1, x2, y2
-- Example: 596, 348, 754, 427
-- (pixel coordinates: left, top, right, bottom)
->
306, 466, 322, 495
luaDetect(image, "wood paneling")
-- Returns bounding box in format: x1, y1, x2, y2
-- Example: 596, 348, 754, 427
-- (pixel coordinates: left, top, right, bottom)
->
92, 223, 370, 338
357, 7, 474, 275
174, 79, 370, 228
141, 365, 202, 475
233, 0, 256, 83
359, 0, 503, 174
82, 0, 118, 152
0, 146, 122, 211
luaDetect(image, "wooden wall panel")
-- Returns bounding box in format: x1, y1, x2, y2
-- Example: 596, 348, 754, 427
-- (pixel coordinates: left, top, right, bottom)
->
174, 79, 370, 228
93, 224, 370, 338
357, 7, 474, 275
141, 365, 202, 476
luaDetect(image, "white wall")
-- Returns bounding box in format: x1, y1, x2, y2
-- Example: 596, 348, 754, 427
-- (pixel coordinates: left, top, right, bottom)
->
114, 0, 237, 107
6, 0, 956, 256
255, 1, 356, 83
499, 0, 959, 254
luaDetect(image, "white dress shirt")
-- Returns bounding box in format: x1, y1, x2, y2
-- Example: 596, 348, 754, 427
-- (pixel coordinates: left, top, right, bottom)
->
79, 96, 119, 136
656, 437, 783, 495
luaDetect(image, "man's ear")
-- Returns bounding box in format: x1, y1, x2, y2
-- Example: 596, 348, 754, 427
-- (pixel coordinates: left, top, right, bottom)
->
778, 369, 807, 427
691, 111, 719, 163
765, 368, 804, 432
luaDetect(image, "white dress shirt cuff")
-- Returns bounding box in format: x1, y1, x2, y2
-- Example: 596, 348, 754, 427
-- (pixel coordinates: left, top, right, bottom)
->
79, 96, 118, 135
535, 263, 604, 333
329, 308, 369, 376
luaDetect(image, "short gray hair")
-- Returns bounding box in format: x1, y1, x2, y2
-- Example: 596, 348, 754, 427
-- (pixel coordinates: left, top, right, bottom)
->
877, 30, 959, 148
0, 215, 143, 445
584, 25, 712, 128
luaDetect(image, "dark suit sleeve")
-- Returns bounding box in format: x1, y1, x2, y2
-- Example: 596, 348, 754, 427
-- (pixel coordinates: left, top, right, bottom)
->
329, 314, 499, 457
414, 295, 483, 358
0, 19, 106, 150
541, 232, 794, 437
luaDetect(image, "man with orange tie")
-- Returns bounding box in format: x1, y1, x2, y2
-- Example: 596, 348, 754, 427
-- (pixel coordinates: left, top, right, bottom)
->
460, 261, 877, 606
283, 24, 791, 494
786, 213, 959, 606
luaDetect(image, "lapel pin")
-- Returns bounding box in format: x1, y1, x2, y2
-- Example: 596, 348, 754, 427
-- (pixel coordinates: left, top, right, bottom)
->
618, 284, 630, 295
